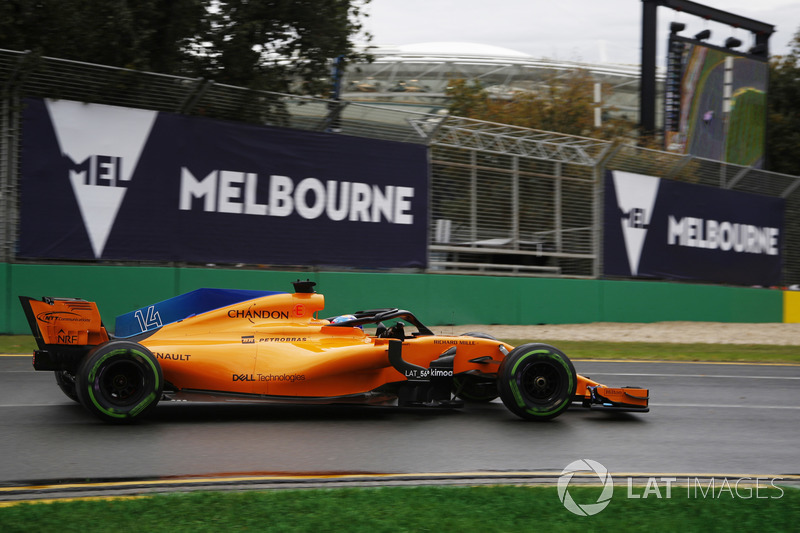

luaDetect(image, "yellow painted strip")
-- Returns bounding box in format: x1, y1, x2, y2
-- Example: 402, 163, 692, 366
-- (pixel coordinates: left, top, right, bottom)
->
2, 473, 466, 493
0, 354, 30, 357
3, 471, 797, 493
2, 471, 796, 507
784, 290, 800, 323
0, 495, 148, 508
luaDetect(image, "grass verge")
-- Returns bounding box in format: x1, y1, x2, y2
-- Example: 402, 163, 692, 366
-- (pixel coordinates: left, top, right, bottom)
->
0, 485, 797, 532
3, 334, 799, 364
0, 336, 37, 355
505, 339, 800, 365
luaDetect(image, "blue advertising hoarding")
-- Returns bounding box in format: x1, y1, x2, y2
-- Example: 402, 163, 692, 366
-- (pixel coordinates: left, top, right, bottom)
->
19, 98, 429, 268
604, 170, 783, 286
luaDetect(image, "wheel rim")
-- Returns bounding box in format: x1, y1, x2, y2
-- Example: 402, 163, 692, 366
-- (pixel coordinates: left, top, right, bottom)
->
97, 359, 146, 406
519, 361, 561, 402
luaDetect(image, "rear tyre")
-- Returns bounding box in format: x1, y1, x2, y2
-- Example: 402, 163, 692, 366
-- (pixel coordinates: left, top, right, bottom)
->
498, 343, 576, 421
55, 370, 79, 402
75, 340, 163, 423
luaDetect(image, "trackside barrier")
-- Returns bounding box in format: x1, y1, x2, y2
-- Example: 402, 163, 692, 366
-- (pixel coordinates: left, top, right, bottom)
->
1, 263, 784, 335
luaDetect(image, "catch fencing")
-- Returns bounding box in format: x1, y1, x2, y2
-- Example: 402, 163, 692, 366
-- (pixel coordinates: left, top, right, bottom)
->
2, 48, 800, 284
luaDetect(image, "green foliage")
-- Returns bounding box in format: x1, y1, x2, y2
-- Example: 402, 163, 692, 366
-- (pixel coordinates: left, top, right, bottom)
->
0, 0, 208, 74
445, 79, 490, 119
444, 71, 642, 142
194, 0, 372, 94
768, 29, 800, 175
0, 0, 372, 94
445, 27, 800, 164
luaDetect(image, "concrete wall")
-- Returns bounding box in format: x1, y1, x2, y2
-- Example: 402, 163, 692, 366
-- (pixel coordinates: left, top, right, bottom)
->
1, 263, 786, 335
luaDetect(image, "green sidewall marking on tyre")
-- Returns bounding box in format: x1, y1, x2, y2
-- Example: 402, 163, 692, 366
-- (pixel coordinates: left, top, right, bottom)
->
86, 348, 160, 419
524, 396, 570, 417
509, 350, 550, 409
508, 349, 574, 416
129, 392, 158, 417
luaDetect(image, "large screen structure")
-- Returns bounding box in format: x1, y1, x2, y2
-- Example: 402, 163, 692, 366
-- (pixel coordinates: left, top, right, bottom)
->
663, 35, 768, 168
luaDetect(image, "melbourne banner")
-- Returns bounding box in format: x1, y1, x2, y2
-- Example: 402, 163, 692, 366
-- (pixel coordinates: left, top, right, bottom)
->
604, 170, 784, 286
19, 98, 429, 268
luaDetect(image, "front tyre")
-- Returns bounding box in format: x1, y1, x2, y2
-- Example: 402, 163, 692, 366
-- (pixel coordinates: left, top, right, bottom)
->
498, 343, 576, 421
75, 341, 163, 423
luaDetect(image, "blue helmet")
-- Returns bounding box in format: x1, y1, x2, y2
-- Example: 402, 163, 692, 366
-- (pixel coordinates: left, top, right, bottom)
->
331, 314, 361, 328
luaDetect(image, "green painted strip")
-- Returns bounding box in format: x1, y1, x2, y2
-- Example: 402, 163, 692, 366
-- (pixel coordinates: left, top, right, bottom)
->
2, 263, 784, 334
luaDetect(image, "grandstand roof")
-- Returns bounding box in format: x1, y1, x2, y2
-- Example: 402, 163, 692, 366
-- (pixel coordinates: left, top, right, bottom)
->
342, 41, 663, 124
387, 42, 533, 59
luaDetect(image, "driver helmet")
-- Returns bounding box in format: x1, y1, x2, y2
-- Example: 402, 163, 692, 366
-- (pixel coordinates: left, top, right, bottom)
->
331, 314, 362, 329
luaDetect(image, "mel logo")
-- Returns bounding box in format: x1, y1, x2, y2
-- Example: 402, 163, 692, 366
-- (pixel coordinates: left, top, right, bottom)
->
612, 171, 660, 276
625, 207, 648, 229
45, 99, 158, 258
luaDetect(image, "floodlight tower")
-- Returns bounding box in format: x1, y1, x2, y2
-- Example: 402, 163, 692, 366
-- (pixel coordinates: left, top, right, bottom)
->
639, 0, 774, 135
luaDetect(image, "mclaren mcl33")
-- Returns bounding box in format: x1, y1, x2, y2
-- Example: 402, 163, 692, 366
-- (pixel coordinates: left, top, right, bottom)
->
20, 280, 648, 423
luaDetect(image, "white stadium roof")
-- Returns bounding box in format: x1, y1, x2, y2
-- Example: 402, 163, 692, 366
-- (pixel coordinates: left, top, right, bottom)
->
342, 41, 659, 122
384, 42, 534, 59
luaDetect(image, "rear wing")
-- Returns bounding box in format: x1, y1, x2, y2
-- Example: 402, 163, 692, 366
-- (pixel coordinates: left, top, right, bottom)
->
19, 296, 110, 370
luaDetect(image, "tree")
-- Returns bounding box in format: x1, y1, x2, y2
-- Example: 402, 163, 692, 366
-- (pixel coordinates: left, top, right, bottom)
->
446, 78, 490, 118
445, 69, 638, 141
0, 0, 371, 95
0, 1, 208, 74
193, 0, 371, 94
767, 29, 800, 175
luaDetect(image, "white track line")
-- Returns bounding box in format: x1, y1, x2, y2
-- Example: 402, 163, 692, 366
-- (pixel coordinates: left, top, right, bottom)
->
587, 372, 800, 380
649, 403, 800, 410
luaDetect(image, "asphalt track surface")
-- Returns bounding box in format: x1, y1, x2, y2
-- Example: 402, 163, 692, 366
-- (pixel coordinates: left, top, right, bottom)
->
1, 356, 799, 500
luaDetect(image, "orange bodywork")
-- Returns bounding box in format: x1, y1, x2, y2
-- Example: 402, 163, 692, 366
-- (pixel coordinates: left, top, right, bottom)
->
138, 292, 510, 398
20, 286, 649, 413
575, 375, 650, 409
24, 298, 110, 348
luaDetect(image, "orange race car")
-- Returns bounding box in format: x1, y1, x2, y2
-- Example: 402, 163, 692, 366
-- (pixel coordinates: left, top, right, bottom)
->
19, 280, 648, 423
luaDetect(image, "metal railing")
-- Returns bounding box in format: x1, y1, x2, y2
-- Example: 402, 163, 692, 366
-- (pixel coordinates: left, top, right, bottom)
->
2, 48, 800, 284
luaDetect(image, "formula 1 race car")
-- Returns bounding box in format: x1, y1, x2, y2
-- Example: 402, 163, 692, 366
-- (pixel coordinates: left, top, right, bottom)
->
19, 280, 649, 423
